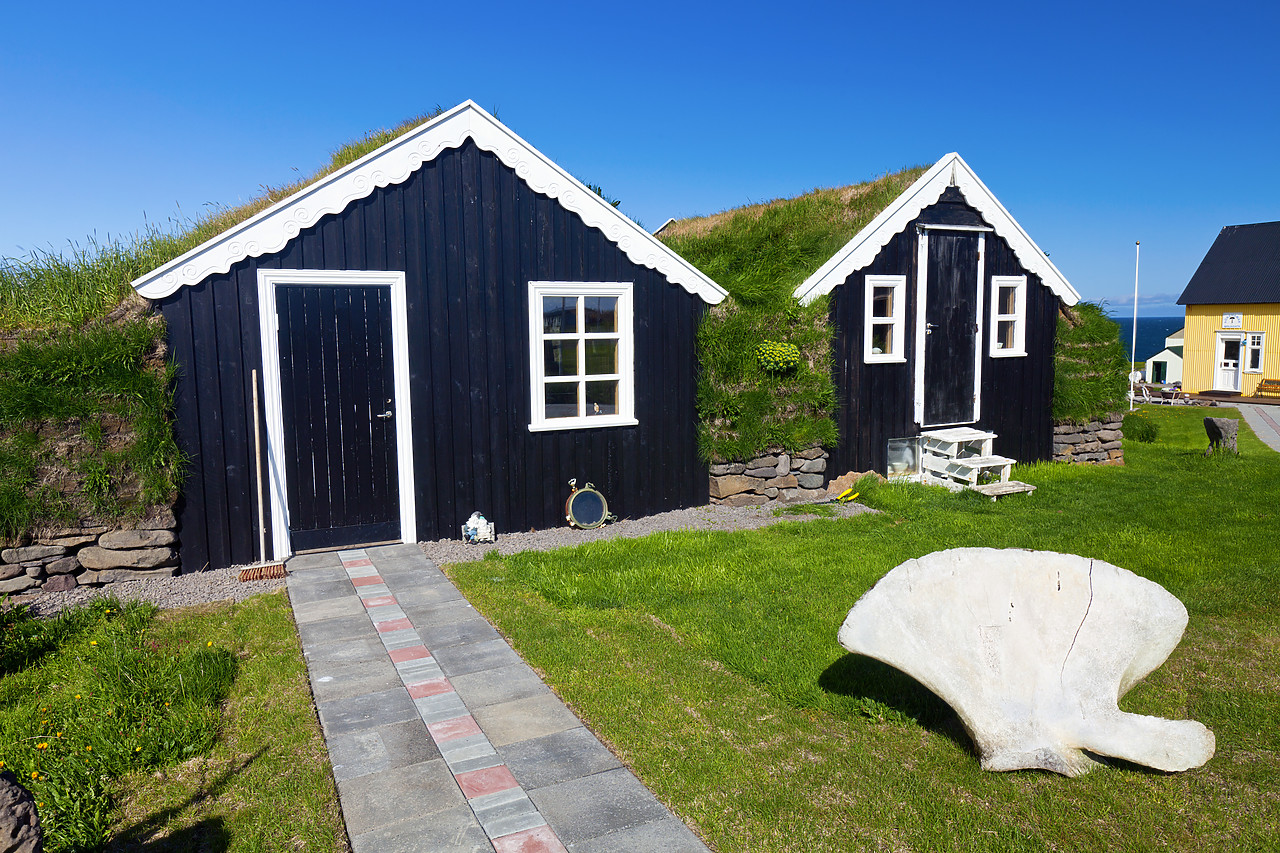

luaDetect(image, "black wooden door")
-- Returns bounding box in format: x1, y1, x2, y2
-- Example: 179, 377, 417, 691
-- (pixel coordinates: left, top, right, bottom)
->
276, 285, 400, 551
923, 231, 981, 425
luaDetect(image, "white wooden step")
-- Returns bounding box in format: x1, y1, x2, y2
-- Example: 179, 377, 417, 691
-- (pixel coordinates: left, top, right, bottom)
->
921, 427, 997, 460
970, 480, 1036, 500
921, 453, 1014, 485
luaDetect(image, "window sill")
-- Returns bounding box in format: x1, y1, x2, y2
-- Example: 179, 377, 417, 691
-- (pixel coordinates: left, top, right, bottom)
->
864, 355, 907, 364
528, 417, 639, 433
990, 349, 1027, 358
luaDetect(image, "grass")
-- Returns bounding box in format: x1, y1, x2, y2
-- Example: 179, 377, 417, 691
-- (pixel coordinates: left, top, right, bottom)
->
0, 592, 346, 853
1054, 302, 1130, 422
448, 405, 1279, 852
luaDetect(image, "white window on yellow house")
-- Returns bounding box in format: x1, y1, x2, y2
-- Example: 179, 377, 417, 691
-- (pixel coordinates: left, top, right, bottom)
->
1244, 332, 1265, 373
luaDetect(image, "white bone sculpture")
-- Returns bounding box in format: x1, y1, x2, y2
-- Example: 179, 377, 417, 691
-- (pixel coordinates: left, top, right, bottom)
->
837, 548, 1215, 776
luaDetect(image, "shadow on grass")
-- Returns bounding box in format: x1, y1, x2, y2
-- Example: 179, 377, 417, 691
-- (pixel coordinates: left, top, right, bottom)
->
819, 654, 972, 752
101, 745, 268, 853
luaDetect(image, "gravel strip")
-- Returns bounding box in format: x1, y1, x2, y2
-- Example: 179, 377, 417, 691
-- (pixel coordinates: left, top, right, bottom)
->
23, 500, 871, 617
24, 569, 288, 618
421, 499, 874, 567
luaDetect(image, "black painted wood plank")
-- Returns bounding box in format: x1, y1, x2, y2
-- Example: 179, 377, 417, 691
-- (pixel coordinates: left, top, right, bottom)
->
212, 269, 253, 566
160, 295, 210, 573
421, 159, 456, 537
187, 279, 233, 571
400, 165, 436, 539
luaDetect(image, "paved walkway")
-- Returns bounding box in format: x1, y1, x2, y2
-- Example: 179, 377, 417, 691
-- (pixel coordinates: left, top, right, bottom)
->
286, 543, 709, 853
1224, 402, 1280, 452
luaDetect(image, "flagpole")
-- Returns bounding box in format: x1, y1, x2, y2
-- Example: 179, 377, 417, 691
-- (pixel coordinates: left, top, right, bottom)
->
1130, 241, 1140, 411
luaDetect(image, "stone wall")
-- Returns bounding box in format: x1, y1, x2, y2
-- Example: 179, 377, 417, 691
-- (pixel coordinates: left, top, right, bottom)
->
0, 508, 179, 596
709, 447, 831, 507
1053, 415, 1124, 464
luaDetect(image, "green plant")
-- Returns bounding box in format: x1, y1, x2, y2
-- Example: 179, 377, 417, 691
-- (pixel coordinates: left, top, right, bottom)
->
1053, 302, 1129, 422
1123, 411, 1160, 443
755, 340, 801, 373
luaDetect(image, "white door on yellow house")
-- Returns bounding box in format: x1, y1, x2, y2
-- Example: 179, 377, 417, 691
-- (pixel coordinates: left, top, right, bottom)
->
1215, 332, 1245, 392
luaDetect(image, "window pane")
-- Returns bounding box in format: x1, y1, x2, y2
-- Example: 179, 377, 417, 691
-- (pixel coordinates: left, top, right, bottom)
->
586, 380, 618, 416
584, 296, 617, 333
997, 320, 1016, 350
998, 285, 1017, 316
1249, 347, 1263, 371
543, 296, 577, 334
872, 286, 894, 319
584, 340, 617, 375
871, 323, 891, 355
544, 382, 578, 419
1224, 340, 1241, 361
1250, 334, 1263, 347
544, 340, 578, 377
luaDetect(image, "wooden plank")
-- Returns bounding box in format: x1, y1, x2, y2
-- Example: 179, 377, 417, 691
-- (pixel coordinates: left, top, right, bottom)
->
159, 294, 209, 573
461, 144, 493, 521
401, 162, 435, 539
421, 157, 457, 537
212, 268, 253, 565
186, 278, 232, 571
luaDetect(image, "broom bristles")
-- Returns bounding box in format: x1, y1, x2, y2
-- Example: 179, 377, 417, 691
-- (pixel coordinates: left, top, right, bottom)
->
238, 563, 287, 582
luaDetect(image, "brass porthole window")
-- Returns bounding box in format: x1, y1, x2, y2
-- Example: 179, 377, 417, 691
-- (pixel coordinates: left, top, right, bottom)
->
565, 479, 611, 529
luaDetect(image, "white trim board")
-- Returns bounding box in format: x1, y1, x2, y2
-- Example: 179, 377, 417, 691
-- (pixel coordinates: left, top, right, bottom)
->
255, 269, 417, 561
794, 152, 1080, 306
133, 102, 727, 306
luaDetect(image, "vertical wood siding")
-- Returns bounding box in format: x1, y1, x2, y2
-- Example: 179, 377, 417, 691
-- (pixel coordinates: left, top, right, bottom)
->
827, 196, 1059, 475
159, 140, 706, 572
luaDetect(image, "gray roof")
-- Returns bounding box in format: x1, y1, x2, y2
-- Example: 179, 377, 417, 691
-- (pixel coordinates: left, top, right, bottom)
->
1178, 221, 1280, 305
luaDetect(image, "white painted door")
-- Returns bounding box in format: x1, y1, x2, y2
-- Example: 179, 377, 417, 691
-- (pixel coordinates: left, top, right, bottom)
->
1215, 333, 1244, 392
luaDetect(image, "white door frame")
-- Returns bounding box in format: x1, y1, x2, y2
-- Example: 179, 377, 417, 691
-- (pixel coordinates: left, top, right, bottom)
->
256, 269, 417, 561
914, 228, 987, 427
1214, 331, 1245, 392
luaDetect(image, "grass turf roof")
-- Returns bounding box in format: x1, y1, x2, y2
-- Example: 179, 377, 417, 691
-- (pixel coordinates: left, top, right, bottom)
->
658, 166, 929, 306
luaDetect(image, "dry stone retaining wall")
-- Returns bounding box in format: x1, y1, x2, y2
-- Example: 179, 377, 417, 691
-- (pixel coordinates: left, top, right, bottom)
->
1053, 415, 1124, 464
709, 446, 831, 507
0, 509, 180, 597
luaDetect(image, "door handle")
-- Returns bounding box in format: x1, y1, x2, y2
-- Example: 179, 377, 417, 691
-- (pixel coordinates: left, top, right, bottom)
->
376, 410, 393, 419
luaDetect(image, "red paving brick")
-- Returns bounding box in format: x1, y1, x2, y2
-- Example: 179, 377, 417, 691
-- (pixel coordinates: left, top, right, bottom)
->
351, 575, 384, 586
375, 617, 413, 632
455, 763, 519, 800
362, 595, 397, 608
388, 645, 431, 663
491, 825, 568, 853
427, 714, 482, 742
343, 558, 374, 568
406, 677, 454, 699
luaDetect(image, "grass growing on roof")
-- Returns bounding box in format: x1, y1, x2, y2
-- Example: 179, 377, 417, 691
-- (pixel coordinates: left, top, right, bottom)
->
448, 404, 1279, 852
661, 167, 928, 461
1054, 301, 1129, 422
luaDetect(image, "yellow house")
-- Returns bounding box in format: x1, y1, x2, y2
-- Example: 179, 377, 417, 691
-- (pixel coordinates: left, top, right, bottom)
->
1177, 221, 1280, 396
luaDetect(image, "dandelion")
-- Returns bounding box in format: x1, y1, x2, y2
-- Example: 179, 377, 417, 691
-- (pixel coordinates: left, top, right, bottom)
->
134, 746, 141, 752
74, 695, 81, 700
207, 641, 213, 647
55, 733, 62, 738
84, 745, 91, 751
89, 641, 97, 646
36, 743, 48, 750
30, 772, 37, 780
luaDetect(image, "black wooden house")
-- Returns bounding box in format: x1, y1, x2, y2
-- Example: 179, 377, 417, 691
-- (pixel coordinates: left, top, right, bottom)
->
794, 154, 1080, 477
133, 102, 726, 571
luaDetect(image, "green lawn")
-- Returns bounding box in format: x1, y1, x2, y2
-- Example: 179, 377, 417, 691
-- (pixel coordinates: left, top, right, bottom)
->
449, 406, 1280, 852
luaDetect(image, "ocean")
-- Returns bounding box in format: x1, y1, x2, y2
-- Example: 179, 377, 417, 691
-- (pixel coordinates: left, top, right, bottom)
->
1108, 315, 1184, 363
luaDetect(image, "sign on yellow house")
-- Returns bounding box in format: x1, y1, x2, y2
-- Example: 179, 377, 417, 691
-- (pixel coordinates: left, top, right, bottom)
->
1177, 222, 1280, 395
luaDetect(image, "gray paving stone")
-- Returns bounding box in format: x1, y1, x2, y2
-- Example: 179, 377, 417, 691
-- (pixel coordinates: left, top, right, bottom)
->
567, 817, 709, 853
398, 597, 479, 627
529, 768, 672, 846
389, 582, 464, 609
318, 687, 417, 736
394, 656, 445, 683
337, 758, 462, 835
308, 658, 403, 703
471, 693, 582, 748
290, 594, 365, 625
439, 732, 499, 771
287, 578, 356, 606
470, 786, 547, 839
326, 718, 443, 783
347, 802, 496, 853
284, 552, 344, 571
354, 583, 391, 598
416, 614, 501, 650
366, 543, 424, 561
302, 635, 387, 664
378, 628, 422, 650
413, 690, 469, 724
499, 726, 622, 790
433, 637, 523, 677
449, 662, 550, 710
296, 613, 374, 647
366, 604, 408, 623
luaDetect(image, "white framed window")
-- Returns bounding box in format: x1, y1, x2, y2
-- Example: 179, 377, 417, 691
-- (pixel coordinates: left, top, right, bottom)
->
1245, 332, 1265, 373
864, 275, 906, 363
528, 281, 636, 431
989, 275, 1027, 357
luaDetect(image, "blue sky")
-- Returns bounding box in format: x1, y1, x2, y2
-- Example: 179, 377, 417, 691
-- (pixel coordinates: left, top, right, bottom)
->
3, 1, 1277, 316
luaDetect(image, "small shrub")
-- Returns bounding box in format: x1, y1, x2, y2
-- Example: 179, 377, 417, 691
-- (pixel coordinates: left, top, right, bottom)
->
755, 340, 801, 373
1123, 412, 1160, 443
